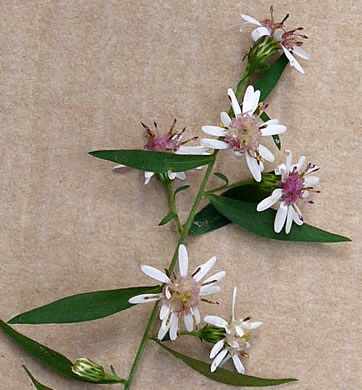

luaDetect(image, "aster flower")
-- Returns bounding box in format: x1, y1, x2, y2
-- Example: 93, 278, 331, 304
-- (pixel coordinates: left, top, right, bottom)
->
257, 150, 320, 233
241, 6, 310, 73
204, 287, 262, 374
114, 119, 209, 184
129, 245, 225, 341
201, 86, 286, 182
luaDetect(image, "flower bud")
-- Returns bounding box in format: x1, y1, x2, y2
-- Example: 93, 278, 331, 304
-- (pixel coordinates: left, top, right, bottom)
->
72, 358, 123, 383
246, 36, 281, 74
199, 325, 226, 344
259, 172, 280, 191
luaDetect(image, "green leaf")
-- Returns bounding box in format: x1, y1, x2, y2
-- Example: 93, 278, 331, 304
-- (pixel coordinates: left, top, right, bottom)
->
89, 150, 214, 173
0, 321, 119, 384
252, 54, 289, 102
158, 212, 176, 226
9, 286, 161, 324
190, 183, 269, 236
213, 172, 228, 184
174, 185, 190, 195
154, 339, 297, 387
23, 366, 54, 390
260, 112, 280, 150
206, 195, 351, 242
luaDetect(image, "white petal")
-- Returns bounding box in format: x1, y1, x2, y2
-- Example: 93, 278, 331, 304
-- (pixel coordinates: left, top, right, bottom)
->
263, 119, 279, 126
245, 342, 251, 349
202, 126, 227, 137
202, 271, 226, 285
243, 86, 260, 115
168, 172, 177, 180
274, 204, 288, 233
193, 256, 217, 282
232, 354, 245, 374
235, 151, 244, 158
243, 321, 263, 329
258, 144, 275, 162
178, 244, 188, 277
274, 162, 286, 177
292, 45, 311, 60
201, 138, 229, 150
251, 26, 271, 42
158, 320, 170, 340
235, 325, 244, 337
169, 313, 179, 341
286, 206, 294, 234
246, 152, 262, 182
177, 145, 209, 155
273, 28, 283, 41
175, 172, 186, 181
220, 112, 231, 127
304, 176, 319, 187
219, 353, 232, 367
257, 196, 277, 212
285, 150, 292, 173
113, 164, 126, 170
260, 124, 286, 136
282, 46, 305, 74
204, 315, 228, 329
184, 313, 194, 332
141, 265, 171, 284
165, 286, 171, 299
159, 304, 170, 320
210, 339, 225, 359
293, 155, 305, 172
191, 306, 201, 324
232, 286, 237, 321
128, 293, 161, 304
227, 88, 241, 116
144, 171, 154, 185
211, 349, 228, 372
200, 285, 220, 296
240, 14, 262, 26
293, 205, 304, 225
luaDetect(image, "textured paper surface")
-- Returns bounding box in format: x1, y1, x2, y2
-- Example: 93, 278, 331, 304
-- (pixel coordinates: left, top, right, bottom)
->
0, 1, 360, 389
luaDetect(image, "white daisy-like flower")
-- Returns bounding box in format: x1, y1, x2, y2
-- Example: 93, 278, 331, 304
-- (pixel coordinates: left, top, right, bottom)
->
114, 119, 209, 184
129, 245, 225, 341
201, 86, 286, 182
257, 150, 320, 234
241, 6, 310, 73
204, 287, 262, 374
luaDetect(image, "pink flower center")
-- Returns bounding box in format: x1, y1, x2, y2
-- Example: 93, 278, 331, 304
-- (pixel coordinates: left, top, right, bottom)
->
225, 115, 261, 153
163, 275, 201, 315
281, 171, 305, 206
144, 135, 180, 152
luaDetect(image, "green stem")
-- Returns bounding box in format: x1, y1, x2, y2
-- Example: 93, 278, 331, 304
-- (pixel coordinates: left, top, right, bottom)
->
124, 151, 218, 390
205, 178, 254, 195
164, 179, 183, 237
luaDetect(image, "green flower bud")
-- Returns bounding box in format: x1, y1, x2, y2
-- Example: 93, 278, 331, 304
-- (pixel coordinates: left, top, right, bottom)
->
71, 358, 123, 383
246, 36, 281, 74
199, 325, 226, 344
260, 172, 280, 192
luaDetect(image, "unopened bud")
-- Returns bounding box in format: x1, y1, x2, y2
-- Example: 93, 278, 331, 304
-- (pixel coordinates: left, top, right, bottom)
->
259, 172, 280, 192
72, 358, 123, 383
246, 36, 281, 73
199, 325, 226, 344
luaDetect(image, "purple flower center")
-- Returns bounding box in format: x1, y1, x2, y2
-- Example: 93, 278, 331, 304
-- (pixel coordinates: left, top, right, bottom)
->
281, 171, 305, 206
144, 135, 180, 152
225, 115, 261, 153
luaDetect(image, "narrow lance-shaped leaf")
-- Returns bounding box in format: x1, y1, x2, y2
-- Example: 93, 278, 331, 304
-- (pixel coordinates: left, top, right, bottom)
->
154, 339, 297, 387
252, 54, 289, 102
213, 172, 228, 184
158, 212, 176, 226
89, 150, 214, 173
190, 182, 270, 236
9, 285, 161, 324
174, 185, 190, 195
23, 366, 54, 390
0, 321, 121, 384
206, 195, 351, 242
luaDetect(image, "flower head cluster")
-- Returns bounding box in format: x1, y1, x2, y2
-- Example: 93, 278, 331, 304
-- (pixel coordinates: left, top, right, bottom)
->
129, 245, 225, 341
114, 119, 208, 184
241, 6, 310, 73
257, 150, 320, 233
201, 86, 286, 182
204, 287, 262, 374
72, 358, 122, 383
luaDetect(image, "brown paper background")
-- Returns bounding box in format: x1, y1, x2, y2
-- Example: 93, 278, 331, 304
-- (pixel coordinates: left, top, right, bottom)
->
0, 1, 360, 389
